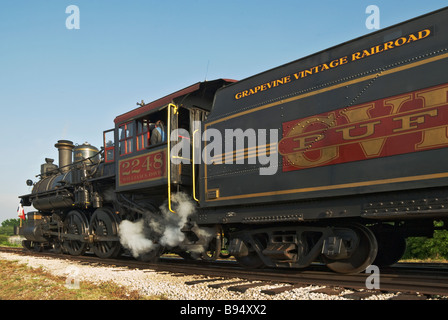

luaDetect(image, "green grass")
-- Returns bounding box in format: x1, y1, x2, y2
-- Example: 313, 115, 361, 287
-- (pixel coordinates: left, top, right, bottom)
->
0, 259, 167, 300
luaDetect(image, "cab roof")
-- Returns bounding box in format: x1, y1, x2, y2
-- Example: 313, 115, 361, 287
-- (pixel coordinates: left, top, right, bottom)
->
114, 79, 236, 125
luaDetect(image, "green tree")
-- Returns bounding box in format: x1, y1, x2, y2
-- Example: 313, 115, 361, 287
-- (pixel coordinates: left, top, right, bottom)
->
0, 219, 20, 236
403, 221, 448, 260
1, 219, 20, 228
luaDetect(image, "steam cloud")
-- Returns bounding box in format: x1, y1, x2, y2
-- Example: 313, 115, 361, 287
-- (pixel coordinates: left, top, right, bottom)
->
118, 192, 205, 258
118, 219, 156, 258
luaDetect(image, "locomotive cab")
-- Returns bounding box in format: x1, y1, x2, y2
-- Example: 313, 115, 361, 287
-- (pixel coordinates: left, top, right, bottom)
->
111, 79, 235, 204
104, 79, 235, 259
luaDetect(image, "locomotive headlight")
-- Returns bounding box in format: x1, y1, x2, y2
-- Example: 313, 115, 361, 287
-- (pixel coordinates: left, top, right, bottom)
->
26, 179, 33, 186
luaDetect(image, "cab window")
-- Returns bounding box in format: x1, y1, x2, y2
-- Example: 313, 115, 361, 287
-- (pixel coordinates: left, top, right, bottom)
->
136, 118, 151, 151
103, 129, 115, 162
137, 109, 168, 149
119, 122, 134, 155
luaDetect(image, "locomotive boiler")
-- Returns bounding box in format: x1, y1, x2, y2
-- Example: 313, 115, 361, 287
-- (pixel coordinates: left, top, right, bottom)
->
19, 7, 448, 273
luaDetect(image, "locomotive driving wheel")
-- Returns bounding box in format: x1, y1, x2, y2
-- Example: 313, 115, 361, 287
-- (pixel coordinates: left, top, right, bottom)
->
89, 208, 121, 259
63, 210, 89, 256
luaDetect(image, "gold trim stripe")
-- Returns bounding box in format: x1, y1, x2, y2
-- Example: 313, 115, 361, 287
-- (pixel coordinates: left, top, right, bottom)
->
207, 172, 448, 201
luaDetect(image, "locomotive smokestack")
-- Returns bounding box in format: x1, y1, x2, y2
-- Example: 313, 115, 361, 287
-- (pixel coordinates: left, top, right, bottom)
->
55, 140, 75, 173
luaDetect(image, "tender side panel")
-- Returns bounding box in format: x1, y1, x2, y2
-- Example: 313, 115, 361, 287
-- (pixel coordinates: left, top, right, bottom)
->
201, 8, 448, 208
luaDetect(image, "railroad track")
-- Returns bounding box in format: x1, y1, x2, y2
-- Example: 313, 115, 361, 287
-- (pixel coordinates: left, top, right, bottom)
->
1, 246, 447, 299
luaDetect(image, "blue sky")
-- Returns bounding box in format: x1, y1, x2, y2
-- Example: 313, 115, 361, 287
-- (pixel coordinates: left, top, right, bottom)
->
0, 1, 447, 222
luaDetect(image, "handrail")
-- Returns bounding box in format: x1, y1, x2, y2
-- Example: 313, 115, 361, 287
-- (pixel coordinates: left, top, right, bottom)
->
192, 129, 199, 202
167, 103, 178, 213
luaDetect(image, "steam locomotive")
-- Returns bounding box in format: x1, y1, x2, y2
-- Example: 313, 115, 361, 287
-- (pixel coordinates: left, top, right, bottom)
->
19, 7, 448, 273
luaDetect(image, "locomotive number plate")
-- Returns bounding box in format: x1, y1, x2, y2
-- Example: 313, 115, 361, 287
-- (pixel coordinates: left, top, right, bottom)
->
118, 149, 166, 186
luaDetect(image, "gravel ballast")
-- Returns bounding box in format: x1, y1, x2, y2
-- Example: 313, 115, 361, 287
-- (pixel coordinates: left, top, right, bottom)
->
0, 252, 427, 300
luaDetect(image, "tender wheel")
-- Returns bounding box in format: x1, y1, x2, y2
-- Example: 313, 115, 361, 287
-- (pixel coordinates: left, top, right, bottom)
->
371, 224, 406, 267
89, 208, 121, 259
323, 224, 378, 274
63, 210, 88, 256
235, 249, 264, 268
231, 235, 265, 269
